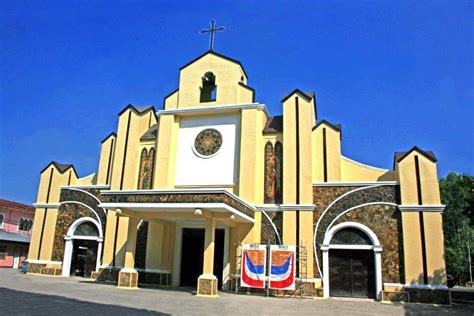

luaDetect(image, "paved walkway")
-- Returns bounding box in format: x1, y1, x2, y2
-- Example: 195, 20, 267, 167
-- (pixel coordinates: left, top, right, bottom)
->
0, 270, 472, 315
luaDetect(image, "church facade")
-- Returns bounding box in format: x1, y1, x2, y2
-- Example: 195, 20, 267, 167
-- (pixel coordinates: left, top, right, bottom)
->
26, 50, 449, 303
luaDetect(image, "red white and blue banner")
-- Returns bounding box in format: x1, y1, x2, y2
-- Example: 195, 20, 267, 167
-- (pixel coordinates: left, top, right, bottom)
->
240, 244, 267, 289
269, 245, 296, 290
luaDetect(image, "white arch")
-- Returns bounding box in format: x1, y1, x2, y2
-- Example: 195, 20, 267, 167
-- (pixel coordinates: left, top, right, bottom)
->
62, 217, 103, 277
323, 221, 381, 246
66, 216, 103, 238
321, 221, 383, 300
62, 187, 107, 216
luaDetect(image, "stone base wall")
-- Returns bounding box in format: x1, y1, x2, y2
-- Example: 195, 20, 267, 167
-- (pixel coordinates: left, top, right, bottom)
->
405, 288, 451, 305
40, 267, 62, 276
197, 276, 218, 296
117, 270, 138, 288
382, 291, 409, 303
92, 267, 121, 282
138, 271, 172, 286
26, 263, 46, 274
382, 288, 451, 305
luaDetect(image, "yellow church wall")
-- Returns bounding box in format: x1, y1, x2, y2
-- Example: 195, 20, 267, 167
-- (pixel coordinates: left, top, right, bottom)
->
296, 95, 314, 277
164, 90, 179, 110
419, 156, 441, 205
397, 150, 440, 205
114, 216, 129, 267
74, 173, 96, 186
29, 165, 78, 261
154, 114, 179, 189
27, 208, 45, 260
282, 94, 298, 246
178, 54, 247, 108
340, 156, 395, 182
146, 221, 164, 270
423, 212, 447, 284
237, 83, 254, 104
401, 211, 424, 284
311, 123, 341, 182
110, 107, 157, 191
161, 223, 176, 271
101, 209, 118, 266
96, 134, 116, 185
397, 149, 446, 285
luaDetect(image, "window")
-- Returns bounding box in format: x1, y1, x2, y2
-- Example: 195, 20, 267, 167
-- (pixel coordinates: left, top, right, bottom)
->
331, 228, 373, 245
200, 72, 217, 102
18, 218, 33, 232
74, 222, 99, 237
0, 213, 4, 229
0, 245, 6, 260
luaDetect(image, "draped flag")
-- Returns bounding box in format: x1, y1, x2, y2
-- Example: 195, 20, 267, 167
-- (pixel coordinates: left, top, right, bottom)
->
240, 244, 266, 288
269, 245, 296, 290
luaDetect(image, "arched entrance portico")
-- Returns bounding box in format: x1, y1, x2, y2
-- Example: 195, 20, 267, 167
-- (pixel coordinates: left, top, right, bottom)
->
62, 217, 103, 277
321, 222, 382, 300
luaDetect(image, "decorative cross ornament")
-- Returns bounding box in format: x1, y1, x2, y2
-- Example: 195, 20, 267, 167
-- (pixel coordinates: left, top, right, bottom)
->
200, 19, 225, 51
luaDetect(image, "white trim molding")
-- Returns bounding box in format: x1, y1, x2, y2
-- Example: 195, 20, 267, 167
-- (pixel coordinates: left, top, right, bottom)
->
157, 102, 270, 117
398, 205, 445, 212
340, 155, 390, 172
26, 259, 63, 265
62, 185, 110, 189
313, 181, 398, 187
404, 284, 449, 290
279, 204, 315, 211
321, 222, 383, 301
100, 202, 255, 224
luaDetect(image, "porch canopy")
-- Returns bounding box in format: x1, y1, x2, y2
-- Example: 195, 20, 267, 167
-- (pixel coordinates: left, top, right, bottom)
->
98, 189, 255, 225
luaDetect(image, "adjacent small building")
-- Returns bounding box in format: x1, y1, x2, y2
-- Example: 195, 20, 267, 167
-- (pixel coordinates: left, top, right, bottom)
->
0, 199, 35, 269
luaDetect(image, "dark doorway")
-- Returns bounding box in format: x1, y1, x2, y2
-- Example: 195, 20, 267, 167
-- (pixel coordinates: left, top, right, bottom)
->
70, 239, 98, 278
180, 228, 225, 289
329, 249, 375, 298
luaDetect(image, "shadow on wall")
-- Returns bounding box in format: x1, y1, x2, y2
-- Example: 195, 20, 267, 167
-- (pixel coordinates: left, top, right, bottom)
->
0, 287, 168, 315
377, 171, 397, 181
408, 268, 447, 285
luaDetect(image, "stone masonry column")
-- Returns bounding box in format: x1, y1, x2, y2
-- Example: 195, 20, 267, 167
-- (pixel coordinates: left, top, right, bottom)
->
117, 216, 139, 289
197, 217, 218, 297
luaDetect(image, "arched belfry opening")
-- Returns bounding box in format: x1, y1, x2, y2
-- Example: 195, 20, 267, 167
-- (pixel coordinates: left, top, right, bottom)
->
200, 72, 217, 102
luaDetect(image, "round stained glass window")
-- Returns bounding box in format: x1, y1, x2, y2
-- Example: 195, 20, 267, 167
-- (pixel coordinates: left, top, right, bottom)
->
194, 129, 222, 157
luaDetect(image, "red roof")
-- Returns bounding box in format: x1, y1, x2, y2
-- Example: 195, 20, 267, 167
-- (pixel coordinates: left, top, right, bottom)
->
0, 199, 35, 212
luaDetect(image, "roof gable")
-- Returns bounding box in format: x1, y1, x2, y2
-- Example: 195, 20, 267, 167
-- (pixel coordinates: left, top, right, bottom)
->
179, 50, 248, 79
281, 89, 314, 103
393, 146, 437, 169
41, 161, 79, 178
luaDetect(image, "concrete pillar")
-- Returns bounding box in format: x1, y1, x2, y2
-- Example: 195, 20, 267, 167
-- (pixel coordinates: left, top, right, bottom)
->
197, 217, 218, 297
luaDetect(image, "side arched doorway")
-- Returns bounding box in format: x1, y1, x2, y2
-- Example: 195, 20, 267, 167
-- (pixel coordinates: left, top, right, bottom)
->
62, 217, 103, 278
322, 222, 382, 300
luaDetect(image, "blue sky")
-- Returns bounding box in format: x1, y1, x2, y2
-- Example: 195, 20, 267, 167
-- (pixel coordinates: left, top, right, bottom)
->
1, 1, 473, 204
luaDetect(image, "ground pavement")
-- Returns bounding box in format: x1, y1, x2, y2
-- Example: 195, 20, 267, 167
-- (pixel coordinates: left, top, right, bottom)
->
0, 269, 472, 315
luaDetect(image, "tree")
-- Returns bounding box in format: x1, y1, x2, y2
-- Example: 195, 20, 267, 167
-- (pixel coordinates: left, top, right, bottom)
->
440, 172, 474, 285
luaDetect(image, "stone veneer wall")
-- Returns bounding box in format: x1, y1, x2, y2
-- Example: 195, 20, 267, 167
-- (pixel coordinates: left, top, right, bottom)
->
333, 204, 403, 283
260, 211, 283, 245
51, 188, 107, 262
312, 185, 403, 283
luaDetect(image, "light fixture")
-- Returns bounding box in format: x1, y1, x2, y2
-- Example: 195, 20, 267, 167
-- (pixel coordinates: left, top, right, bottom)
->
194, 208, 202, 215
